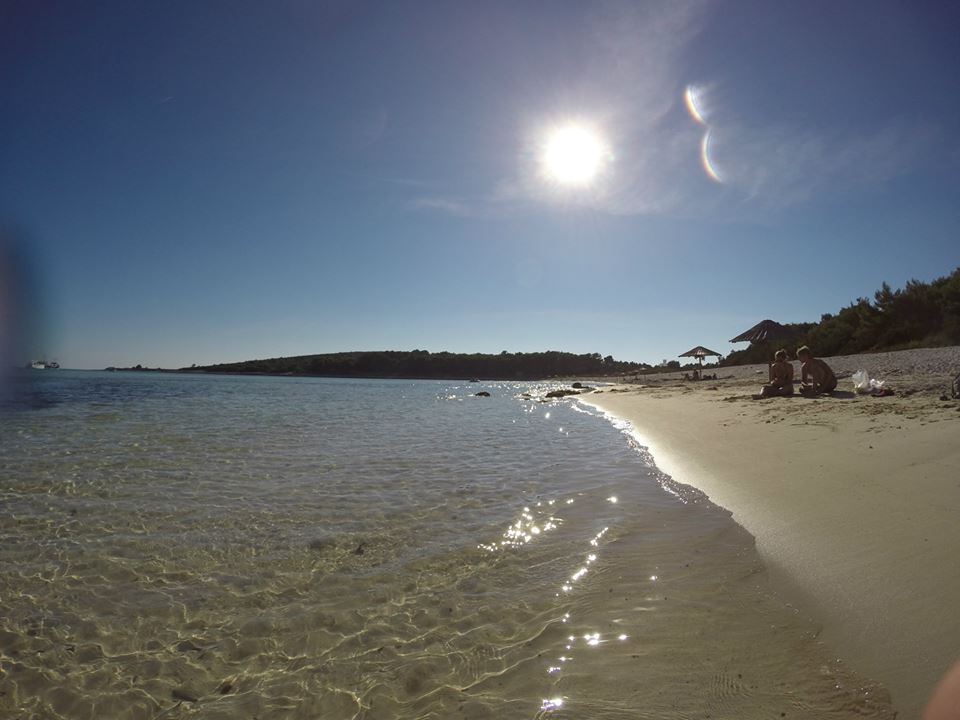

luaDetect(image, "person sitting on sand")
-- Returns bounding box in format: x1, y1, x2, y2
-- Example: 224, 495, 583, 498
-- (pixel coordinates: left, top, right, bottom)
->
759, 349, 794, 398
797, 346, 837, 397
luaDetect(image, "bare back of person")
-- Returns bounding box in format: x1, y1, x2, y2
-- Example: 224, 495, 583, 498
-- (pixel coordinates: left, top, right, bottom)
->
799, 352, 836, 396
757, 351, 794, 398
770, 360, 793, 389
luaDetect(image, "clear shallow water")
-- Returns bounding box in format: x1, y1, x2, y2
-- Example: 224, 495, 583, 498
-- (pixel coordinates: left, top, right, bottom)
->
1, 371, 894, 719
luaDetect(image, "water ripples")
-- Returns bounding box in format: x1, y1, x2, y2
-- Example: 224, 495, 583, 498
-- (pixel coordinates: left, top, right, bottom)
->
0, 373, 896, 718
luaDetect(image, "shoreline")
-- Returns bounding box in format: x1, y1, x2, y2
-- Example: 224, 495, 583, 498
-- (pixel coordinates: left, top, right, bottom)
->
580, 346, 960, 718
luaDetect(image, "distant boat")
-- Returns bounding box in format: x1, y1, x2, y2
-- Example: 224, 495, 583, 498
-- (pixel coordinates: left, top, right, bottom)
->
27, 360, 60, 369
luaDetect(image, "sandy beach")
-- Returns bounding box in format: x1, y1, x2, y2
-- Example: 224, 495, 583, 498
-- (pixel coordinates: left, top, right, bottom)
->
581, 346, 960, 718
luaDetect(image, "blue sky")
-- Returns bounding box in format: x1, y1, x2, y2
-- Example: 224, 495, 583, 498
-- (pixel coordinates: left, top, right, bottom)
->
2, 1, 959, 369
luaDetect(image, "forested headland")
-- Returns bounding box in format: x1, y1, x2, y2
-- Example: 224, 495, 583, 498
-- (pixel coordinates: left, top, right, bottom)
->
180, 269, 960, 378
723, 267, 960, 365
185, 350, 650, 380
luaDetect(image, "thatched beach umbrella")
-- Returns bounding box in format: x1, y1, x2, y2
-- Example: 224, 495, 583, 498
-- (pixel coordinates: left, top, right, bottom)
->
679, 346, 722, 369
729, 319, 789, 344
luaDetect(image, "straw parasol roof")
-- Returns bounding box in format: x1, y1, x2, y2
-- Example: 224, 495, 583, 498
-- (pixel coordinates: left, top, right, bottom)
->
679, 346, 722, 369
679, 346, 722, 359
729, 319, 789, 344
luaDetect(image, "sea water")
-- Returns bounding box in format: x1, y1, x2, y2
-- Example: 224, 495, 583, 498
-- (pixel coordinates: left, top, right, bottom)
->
0, 371, 894, 719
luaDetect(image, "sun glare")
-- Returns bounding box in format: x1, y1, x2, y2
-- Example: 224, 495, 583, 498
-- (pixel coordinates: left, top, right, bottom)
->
542, 125, 609, 186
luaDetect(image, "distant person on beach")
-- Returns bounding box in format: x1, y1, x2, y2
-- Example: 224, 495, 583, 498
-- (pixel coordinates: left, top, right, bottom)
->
797, 346, 837, 397
759, 349, 794, 397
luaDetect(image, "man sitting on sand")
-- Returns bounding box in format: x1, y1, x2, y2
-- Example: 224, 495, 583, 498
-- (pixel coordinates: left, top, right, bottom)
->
759, 349, 794, 398
797, 346, 837, 397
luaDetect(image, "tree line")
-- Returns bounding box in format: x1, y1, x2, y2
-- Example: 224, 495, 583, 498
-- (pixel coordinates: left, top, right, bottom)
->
723, 267, 960, 365
185, 350, 651, 380
184, 269, 960, 377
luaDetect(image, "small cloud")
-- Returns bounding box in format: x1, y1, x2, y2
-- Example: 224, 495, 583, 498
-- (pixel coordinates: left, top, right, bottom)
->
713, 120, 934, 211
377, 176, 427, 188
410, 196, 473, 217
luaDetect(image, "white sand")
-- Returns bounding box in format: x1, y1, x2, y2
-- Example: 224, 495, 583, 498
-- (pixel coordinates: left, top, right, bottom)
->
581, 346, 960, 717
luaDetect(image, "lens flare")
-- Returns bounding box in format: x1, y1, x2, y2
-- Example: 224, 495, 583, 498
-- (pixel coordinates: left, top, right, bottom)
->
684, 85, 708, 125
700, 129, 722, 183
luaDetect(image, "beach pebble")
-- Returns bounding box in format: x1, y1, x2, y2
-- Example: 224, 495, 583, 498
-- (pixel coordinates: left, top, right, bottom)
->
308, 537, 336, 552
74, 644, 104, 663
175, 639, 202, 653
172, 688, 199, 703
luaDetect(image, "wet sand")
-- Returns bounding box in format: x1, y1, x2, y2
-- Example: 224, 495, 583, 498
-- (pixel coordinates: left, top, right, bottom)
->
581, 346, 960, 718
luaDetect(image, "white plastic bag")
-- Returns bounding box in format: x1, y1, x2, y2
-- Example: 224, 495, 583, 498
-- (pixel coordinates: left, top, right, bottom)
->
852, 369, 870, 393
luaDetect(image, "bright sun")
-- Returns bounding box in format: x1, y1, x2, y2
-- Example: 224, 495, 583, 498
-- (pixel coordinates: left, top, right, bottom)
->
542, 125, 608, 186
